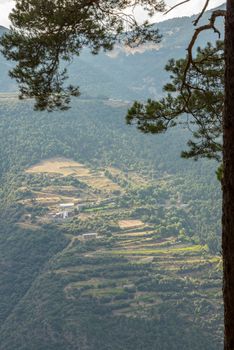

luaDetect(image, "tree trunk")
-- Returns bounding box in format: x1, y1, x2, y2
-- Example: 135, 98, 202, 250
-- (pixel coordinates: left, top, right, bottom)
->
223, 1, 234, 348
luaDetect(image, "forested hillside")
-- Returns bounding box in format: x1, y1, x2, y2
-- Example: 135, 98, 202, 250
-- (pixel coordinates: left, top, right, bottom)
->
0, 6, 223, 350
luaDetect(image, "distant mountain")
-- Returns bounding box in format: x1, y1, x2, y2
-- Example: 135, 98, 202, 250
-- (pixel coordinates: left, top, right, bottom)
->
68, 4, 225, 100
0, 26, 6, 34
0, 25, 17, 92
0, 4, 225, 98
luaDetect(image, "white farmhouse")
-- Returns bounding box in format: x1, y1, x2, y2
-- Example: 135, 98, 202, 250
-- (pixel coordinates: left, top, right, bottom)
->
63, 211, 69, 219
60, 203, 75, 209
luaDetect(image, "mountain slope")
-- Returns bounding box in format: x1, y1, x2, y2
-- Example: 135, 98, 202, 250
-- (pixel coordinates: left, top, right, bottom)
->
0, 96, 222, 349
0, 6, 224, 350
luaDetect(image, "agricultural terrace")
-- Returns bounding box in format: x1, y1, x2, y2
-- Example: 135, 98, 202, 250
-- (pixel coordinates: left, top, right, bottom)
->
16, 157, 222, 335
26, 158, 121, 192
53, 223, 221, 334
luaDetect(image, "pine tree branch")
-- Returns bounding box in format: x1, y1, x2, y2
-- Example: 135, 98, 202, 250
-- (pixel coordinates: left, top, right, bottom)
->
193, 0, 210, 26
164, 0, 190, 15
182, 9, 226, 95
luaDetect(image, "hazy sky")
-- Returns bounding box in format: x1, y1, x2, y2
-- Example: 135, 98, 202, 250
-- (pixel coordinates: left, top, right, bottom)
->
0, 0, 225, 28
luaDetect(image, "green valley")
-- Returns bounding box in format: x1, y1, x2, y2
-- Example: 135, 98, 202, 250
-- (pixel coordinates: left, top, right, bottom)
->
0, 95, 222, 349
0, 6, 225, 349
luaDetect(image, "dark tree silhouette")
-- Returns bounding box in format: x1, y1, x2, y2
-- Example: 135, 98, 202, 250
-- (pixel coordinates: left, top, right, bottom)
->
128, 1, 234, 348
222, 1, 234, 348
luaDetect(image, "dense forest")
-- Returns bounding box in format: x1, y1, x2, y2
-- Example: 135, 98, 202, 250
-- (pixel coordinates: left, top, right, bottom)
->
0, 96, 222, 349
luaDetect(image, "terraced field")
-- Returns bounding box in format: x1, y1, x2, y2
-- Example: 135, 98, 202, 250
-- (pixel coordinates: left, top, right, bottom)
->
26, 157, 122, 192
12, 157, 222, 347
53, 225, 222, 326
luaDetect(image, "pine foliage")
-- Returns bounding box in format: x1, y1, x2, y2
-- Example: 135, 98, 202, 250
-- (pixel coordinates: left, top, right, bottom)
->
127, 41, 224, 160
0, 0, 164, 111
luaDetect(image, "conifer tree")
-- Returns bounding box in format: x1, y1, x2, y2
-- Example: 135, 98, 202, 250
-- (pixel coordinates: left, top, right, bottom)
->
127, 40, 224, 161
222, 2, 234, 348
127, 2, 234, 348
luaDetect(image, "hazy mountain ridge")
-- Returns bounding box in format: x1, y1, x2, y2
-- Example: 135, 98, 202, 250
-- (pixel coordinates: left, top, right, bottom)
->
68, 4, 225, 100
0, 4, 225, 98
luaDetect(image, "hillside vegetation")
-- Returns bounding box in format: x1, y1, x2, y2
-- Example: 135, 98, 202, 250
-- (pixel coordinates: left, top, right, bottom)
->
0, 96, 222, 349
0, 6, 224, 349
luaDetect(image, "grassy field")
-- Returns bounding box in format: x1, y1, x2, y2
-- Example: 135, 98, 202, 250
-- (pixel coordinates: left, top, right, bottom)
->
118, 220, 145, 230
26, 157, 121, 192
20, 157, 127, 223
26, 158, 90, 176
